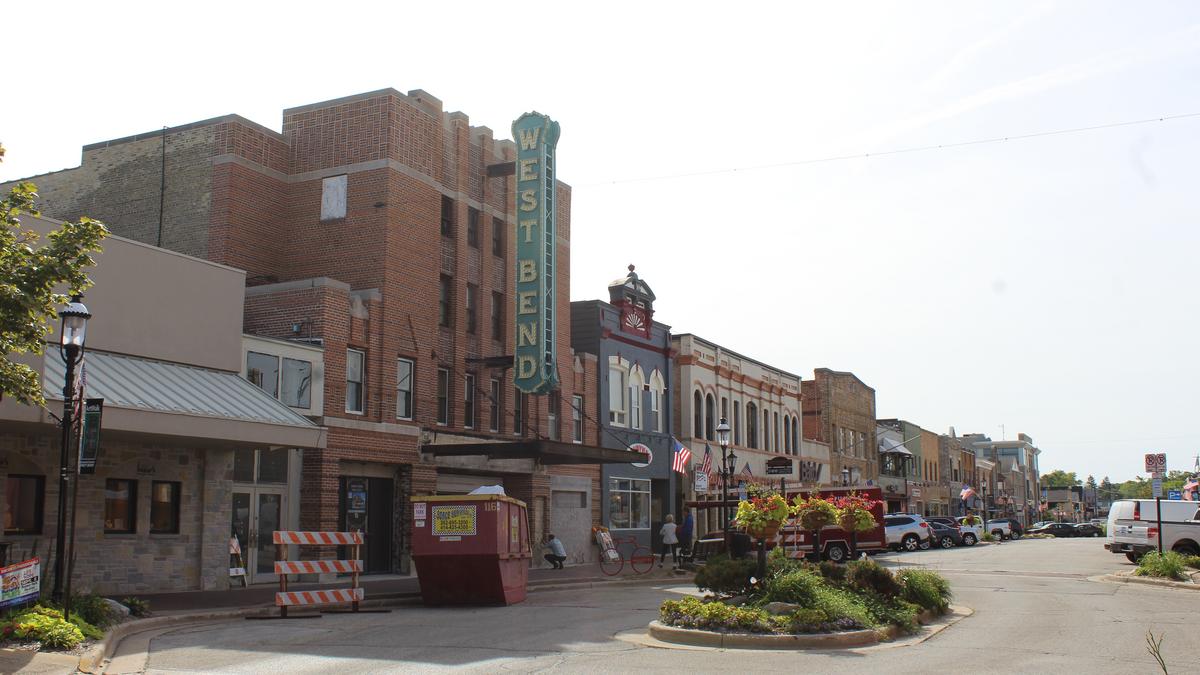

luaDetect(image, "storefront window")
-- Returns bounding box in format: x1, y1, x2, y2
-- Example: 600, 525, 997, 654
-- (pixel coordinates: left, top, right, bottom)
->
608, 478, 651, 529
4, 475, 44, 535
105, 479, 137, 533
150, 481, 180, 534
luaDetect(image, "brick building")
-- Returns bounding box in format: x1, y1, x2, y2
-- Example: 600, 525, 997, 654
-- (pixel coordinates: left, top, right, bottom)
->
801, 368, 877, 487
6, 88, 632, 578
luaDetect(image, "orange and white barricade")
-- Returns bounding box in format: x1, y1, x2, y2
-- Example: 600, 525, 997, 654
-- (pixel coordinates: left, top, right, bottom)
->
250, 530, 386, 619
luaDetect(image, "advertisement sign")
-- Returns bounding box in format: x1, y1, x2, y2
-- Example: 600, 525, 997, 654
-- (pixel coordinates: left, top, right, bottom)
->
694, 471, 709, 492
77, 398, 103, 475
432, 505, 478, 536
0, 558, 40, 609
511, 112, 562, 394
630, 443, 652, 468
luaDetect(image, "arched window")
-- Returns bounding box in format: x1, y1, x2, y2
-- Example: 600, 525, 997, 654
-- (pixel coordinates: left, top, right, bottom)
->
792, 418, 799, 455
720, 397, 728, 424
608, 355, 629, 426
747, 403, 758, 448
704, 393, 715, 440
649, 369, 665, 433
693, 390, 703, 438
774, 411, 780, 453
783, 415, 791, 454
629, 366, 645, 430
733, 401, 741, 445
764, 409, 771, 452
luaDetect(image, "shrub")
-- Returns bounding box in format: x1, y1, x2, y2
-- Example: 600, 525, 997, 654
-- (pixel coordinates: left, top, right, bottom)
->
1134, 551, 1188, 580
1183, 555, 1200, 570
845, 558, 900, 598
981, 532, 996, 542
70, 593, 119, 629
660, 597, 776, 633
896, 569, 952, 613
120, 597, 151, 618
4, 606, 85, 649
760, 570, 871, 628
694, 554, 757, 596
816, 560, 848, 584
861, 594, 922, 635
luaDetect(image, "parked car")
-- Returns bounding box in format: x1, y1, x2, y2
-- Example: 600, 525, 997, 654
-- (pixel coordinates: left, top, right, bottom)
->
1073, 523, 1103, 537
1106, 499, 1200, 562
1089, 518, 1106, 526
884, 514, 933, 552
1027, 522, 1078, 537
954, 516, 983, 546
1031, 521, 1053, 529
986, 519, 1014, 540
929, 521, 964, 549
990, 517, 1025, 538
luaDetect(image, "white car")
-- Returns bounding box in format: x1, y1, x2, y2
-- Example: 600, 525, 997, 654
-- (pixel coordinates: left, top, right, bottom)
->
986, 519, 1014, 540
884, 514, 934, 552
1106, 499, 1200, 562
954, 517, 983, 546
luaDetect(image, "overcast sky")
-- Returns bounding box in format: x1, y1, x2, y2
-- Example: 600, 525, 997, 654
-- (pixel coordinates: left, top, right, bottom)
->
4, 1, 1198, 483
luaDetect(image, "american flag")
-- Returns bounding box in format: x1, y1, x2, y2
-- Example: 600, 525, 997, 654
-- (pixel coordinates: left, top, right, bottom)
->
670, 437, 692, 474
741, 462, 753, 477
1184, 477, 1199, 502
960, 485, 976, 501
699, 444, 713, 478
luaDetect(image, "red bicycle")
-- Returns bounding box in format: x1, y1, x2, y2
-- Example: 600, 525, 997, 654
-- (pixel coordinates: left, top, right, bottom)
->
598, 535, 655, 576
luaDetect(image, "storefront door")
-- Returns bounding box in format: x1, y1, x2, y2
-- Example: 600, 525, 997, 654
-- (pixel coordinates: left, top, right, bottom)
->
230, 486, 287, 584
340, 476, 394, 574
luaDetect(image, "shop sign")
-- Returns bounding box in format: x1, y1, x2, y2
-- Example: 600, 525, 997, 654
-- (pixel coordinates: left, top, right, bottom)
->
432, 505, 478, 537
765, 457, 794, 476
0, 558, 40, 609
512, 112, 562, 394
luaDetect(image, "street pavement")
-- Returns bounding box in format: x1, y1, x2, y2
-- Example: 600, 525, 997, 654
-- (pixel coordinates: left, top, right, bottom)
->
121, 539, 1195, 673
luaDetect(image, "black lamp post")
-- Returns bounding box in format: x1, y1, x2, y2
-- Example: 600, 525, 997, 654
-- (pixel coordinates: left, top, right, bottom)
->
841, 467, 850, 487
52, 295, 90, 607
716, 418, 732, 546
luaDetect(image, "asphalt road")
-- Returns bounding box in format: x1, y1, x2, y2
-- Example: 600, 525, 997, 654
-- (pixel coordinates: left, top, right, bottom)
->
135, 538, 1195, 674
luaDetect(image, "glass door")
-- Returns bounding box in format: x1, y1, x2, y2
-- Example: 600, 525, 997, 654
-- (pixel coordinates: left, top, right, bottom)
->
230, 486, 286, 584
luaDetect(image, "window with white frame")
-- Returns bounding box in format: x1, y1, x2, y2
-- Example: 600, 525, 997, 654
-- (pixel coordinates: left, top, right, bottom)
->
608, 356, 629, 426
608, 477, 651, 529
548, 394, 561, 441
649, 370, 665, 433
628, 366, 645, 430
396, 358, 414, 419
346, 349, 365, 413
572, 395, 584, 442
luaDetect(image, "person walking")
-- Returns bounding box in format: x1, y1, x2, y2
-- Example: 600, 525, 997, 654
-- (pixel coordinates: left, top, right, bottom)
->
678, 508, 694, 561
543, 534, 567, 569
659, 514, 679, 567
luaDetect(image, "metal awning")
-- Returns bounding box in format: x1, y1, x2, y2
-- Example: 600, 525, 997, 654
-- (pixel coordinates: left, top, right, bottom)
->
423, 439, 644, 465
878, 438, 913, 456
42, 350, 325, 449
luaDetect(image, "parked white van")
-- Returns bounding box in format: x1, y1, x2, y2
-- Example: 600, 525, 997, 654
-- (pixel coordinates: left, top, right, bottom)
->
1105, 499, 1200, 562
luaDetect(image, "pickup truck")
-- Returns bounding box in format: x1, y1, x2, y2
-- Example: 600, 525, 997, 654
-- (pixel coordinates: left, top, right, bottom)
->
1106, 499, 1200, 562
986, 519, 1013, 541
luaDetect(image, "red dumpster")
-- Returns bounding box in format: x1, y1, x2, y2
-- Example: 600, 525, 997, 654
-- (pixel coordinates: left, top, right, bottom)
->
410, 494, 531, 605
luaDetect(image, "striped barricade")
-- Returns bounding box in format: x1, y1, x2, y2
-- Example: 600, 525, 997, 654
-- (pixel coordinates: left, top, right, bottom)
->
249, 530, 382, 620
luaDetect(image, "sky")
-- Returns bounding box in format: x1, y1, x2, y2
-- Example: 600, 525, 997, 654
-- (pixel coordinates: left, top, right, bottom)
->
3, 1, 1198, 483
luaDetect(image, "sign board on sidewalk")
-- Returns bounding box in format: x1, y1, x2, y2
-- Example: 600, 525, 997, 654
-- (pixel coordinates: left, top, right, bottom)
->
1168, 490, 1182, 500
1152, 478, 1163, 498
0, 558, 40, 609
694, 471, 709, 492
1145, 453, 1167, 475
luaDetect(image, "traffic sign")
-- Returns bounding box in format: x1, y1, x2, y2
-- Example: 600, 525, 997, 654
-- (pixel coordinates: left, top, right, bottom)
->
1145, 453, 1167, 474
1152, 478, 1163, 498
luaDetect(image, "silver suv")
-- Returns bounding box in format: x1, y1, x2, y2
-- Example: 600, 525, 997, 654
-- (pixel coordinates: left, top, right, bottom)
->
884, 514, 933, 552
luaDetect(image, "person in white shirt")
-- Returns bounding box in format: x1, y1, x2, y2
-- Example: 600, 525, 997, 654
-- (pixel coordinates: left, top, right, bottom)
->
659, 514, 679, 567
544, 534, 567, 569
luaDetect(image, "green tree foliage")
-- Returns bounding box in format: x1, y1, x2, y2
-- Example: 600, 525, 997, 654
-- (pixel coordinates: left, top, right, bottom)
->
1086, 475, 1097, 489
0, 144, 108, 405
1039, 470, 1081, 488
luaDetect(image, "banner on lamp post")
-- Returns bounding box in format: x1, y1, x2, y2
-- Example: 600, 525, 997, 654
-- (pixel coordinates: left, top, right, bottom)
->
77, 398, 103, 475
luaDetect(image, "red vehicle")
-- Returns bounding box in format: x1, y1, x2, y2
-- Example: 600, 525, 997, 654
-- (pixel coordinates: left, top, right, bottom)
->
780, 487, 887, 563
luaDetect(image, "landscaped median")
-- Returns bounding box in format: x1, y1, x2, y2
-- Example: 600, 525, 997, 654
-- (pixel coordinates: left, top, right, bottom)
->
1097, 551, 1200, 591
650, 550, 963, 649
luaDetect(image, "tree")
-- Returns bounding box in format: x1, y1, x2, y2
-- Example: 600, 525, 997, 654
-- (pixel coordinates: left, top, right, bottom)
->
1099, 476, 1115, 501
1039, 470, 1081, 488
1086, 475, 1097, 489
1, 144, 108, 406
1118, 478, 1151, 499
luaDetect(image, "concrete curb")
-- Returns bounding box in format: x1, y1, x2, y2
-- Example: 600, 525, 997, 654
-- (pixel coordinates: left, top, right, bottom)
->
1095, 570, 1200, 591
77, 575, 680, 673
647, 607, 951, 650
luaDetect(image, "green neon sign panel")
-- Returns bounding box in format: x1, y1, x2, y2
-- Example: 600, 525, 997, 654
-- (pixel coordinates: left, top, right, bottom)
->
512, 112, 560, 394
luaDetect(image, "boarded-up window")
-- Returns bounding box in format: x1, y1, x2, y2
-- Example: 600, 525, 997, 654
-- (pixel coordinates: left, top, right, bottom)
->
321, 175, 347, 220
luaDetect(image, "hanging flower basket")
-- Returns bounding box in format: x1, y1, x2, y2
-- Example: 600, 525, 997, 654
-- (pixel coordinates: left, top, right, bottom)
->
747, 520, 782, 541
833, 492, 881, 533
792, 493, 841, 531
734, 493, 794, 540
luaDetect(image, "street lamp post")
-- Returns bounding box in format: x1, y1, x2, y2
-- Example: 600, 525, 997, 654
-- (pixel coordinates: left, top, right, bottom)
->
841, 468, 850, 487
53, 296, 90, 610
716, 418, 731, 547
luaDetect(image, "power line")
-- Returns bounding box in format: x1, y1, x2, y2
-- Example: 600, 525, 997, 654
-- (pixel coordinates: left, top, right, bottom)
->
577, 111, 1200, 187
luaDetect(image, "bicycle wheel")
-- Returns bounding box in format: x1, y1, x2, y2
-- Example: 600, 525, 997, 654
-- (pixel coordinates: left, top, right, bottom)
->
599, 550, 624, 576
629, 546, 655, 574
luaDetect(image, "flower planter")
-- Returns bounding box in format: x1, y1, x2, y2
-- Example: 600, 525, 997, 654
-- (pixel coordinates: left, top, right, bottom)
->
747, 521, 781, 541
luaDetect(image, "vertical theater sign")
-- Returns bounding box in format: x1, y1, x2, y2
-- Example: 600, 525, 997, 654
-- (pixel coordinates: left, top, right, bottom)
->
512, 112, 561, 394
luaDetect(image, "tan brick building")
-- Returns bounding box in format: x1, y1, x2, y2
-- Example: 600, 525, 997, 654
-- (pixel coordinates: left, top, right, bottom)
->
5, 88, 629, 578
801, 368, 877, 487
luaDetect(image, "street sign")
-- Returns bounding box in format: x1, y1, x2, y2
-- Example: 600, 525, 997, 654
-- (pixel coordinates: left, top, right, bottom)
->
1152, 478, 1163, 498
1145, 453, 1167, 474
1167, 490, 1182, 500
765, 457, 794, 476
